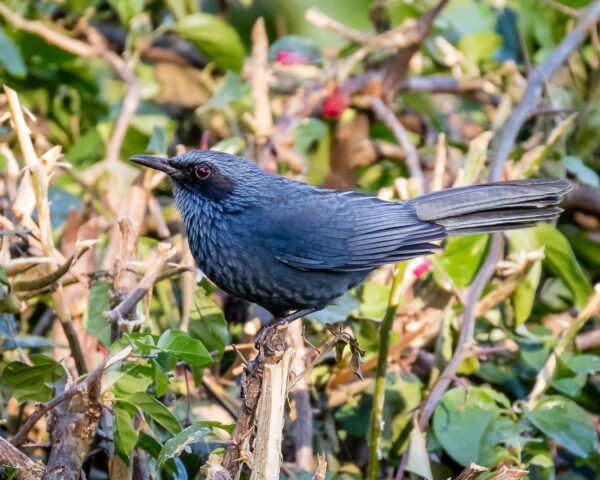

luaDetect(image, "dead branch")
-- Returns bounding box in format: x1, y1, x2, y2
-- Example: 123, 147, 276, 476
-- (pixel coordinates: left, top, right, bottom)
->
250, 348, 292, 479
104, 243, 176, 323
10, 357, 108, 446
488, 466, 529, 480
247, 18, 273, 143
489, 0, 600, 181
43, 373, 102, 480
305, 8, 372, 44
288, 320, 314, 472
4, 85, 88, 376
368, 96, 426, 193
0, 4, 97, 57
381, 0, 450, 97
454, 463, 488, 480
222, 325, 289, 478
312, 453, 327, 480
0, 436, 45, 480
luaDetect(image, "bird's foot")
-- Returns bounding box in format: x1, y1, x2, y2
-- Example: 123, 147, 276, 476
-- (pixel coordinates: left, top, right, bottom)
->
254, 308, 317, 351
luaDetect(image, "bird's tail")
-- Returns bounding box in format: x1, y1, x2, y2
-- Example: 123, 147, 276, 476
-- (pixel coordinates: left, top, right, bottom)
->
409, 179, 572, 236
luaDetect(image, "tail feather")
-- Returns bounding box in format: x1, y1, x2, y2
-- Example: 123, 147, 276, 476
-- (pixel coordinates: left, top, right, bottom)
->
409, 179, 571, 235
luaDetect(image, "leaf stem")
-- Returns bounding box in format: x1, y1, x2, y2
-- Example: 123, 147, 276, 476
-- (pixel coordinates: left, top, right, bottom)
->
367, 262, 407, 480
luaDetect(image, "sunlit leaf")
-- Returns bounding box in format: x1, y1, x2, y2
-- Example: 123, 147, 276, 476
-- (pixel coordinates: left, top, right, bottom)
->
156, 329, 212, 366
434, 234, 489, 288
157, 423, 211, 467
174, 14, 245, 72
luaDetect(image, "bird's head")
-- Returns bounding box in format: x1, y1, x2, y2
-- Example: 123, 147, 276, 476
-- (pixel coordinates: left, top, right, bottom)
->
130, 150, 262, 202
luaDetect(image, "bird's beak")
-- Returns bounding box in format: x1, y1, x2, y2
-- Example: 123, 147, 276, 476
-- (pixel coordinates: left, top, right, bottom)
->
130, 154, 177, 176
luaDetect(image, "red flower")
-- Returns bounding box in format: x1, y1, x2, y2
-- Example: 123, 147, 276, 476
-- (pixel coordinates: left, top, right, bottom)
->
322, 90, 349, 118
275, 50, 311, 65
413, 258, 433, 278
97, 343, 107, 358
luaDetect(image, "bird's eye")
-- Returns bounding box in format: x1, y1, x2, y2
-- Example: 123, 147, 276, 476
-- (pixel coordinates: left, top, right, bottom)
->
195, 165, 212, 180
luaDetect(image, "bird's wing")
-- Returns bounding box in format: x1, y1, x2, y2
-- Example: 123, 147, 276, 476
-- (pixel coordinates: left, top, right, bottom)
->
252, 189, 446, 272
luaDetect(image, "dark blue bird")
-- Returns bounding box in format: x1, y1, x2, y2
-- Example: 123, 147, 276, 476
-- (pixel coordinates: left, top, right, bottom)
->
131, 150, 570, 322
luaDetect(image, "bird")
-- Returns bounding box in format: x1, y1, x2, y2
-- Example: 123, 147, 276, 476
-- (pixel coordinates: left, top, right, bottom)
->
131, 150, 571, 325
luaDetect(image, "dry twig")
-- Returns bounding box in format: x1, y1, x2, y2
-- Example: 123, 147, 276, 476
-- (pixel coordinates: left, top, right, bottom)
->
4, 85, 88, 376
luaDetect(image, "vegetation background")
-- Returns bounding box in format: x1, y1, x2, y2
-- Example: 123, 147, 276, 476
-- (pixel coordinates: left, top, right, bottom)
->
0, 0, 599, 478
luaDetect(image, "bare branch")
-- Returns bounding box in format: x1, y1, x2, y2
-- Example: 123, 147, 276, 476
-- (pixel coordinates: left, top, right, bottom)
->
368, 96, 426, 193
104, 243, 176, 323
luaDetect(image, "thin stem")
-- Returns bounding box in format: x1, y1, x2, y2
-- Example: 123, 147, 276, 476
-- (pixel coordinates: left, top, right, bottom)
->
527, 284, 600, 407
367, 262, 407, 480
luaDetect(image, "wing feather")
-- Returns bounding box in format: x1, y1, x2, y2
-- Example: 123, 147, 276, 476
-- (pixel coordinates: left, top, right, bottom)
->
256, 188, 446, 272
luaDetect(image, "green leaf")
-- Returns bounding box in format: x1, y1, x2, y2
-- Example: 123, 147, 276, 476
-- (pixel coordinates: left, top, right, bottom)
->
293, 118, 326, 157
114, 406, 137, 463
107, 363, 154, 397
174, 14, 245, 72
188, 288, 229, 361
458, 31, 503, 64
107, 0, 144, 25
434, 234, 489, 288
1, 466, 17, 480
156, 329, 212, 366
151, 360, 169, 397
198, 72, 251, 115
157, 423, 211, 467
526, 396, 598, 458
83, 281, 112, 347
2, 354, 67, 402
553, 355, 586, 397
506, 229, 543, 325
119, 392, 181, 435
0, 266, 8, 286
433, 386, 508, 466
0, 25, 26, 78
534, 224, 592, 308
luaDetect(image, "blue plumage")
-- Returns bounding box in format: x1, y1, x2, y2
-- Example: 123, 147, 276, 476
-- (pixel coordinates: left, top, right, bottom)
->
131, 150, 571, 318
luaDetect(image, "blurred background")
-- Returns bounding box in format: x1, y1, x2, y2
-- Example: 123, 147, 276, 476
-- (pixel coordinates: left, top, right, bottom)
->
0, 0, 599, 479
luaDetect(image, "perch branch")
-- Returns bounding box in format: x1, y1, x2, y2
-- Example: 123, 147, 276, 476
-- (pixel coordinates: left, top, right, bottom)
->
288, 320, 314, 472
